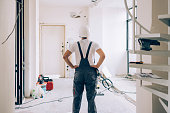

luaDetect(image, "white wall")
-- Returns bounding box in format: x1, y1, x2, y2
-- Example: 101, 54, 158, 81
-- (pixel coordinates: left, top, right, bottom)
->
39, 4, 88, 43
24, 0, 39, 97
40, 2, 127, 77
88, 7, 103, 46
88, 6, 127, 76
39, 3, 88, 77
0, 0, 15, 112
88, 7, 103, 69
102, 7, 127, 76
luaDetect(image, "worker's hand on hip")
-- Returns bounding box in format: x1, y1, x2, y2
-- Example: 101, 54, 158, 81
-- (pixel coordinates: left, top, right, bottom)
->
90, 65, 99, 69
73, 65, 79, 69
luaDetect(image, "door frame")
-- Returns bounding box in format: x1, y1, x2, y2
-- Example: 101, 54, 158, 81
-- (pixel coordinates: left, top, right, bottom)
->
39, 24, 66, 78
15, 0, 24, 105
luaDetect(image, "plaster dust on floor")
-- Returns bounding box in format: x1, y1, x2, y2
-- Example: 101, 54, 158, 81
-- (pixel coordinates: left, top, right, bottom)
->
15, 78, 136, 113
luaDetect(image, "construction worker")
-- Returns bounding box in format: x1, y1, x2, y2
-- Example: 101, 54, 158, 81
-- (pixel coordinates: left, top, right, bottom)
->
63, 25, 105, 113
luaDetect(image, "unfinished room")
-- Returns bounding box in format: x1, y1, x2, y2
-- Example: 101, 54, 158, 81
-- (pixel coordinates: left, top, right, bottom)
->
0, 0, 170, 113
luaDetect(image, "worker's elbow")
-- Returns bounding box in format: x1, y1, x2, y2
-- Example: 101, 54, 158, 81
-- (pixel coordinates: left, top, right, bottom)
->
102, 54, 105, 59
101, 54, 105, 59
63, 55, 67, 60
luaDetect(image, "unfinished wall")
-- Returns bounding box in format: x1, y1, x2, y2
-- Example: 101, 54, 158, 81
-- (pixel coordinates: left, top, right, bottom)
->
0, 0, 15, 112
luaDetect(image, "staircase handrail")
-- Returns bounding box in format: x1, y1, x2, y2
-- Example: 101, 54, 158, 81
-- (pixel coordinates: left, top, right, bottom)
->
124, 0, 151, 33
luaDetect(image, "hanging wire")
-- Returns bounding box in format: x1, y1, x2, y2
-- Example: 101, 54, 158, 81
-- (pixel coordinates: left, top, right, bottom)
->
1, 0, 23, 45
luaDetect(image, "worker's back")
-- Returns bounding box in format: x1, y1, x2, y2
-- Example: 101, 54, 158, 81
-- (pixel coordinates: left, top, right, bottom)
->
69, 39, 100, 66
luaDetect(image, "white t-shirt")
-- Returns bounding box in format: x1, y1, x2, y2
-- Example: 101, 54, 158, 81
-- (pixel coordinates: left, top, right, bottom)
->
69, 39, 100, 66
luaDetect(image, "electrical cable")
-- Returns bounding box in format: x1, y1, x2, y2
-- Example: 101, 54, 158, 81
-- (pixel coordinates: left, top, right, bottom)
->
15, 96, 73, 109
98, 78, 136, 94
1, 1, 23, 45
18, 75, 135, 109
111, 87, 136, 105
22, 99, 35, 105
97, 80, 136, 106
17, 84, 136, 109
22, 91, 50, 105
97, 85, 136, 105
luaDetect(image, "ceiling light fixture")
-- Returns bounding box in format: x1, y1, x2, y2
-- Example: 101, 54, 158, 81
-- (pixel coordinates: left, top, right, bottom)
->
92, 0, 97, 2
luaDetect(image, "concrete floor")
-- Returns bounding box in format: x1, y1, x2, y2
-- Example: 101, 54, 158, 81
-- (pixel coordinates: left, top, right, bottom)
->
15, 78, 136, 113
111, 76, 136, 103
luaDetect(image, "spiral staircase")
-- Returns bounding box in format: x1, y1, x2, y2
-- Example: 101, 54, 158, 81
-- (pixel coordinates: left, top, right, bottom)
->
124, 0, 170, 112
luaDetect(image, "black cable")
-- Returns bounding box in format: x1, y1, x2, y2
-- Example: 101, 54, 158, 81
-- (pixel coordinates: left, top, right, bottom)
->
1, 1, 23, 45
16, 0, 23, 5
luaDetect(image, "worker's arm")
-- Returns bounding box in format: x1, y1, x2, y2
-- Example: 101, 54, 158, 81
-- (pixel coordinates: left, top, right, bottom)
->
63, 50, 78, 69
91, 48, 105, 69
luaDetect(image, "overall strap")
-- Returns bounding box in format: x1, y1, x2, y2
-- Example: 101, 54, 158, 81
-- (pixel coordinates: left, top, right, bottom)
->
85, 42, 92, 59
77, 42, 84, 59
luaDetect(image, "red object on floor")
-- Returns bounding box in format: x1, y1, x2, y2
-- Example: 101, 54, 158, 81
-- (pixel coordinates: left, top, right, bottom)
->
46, 81, 53, 91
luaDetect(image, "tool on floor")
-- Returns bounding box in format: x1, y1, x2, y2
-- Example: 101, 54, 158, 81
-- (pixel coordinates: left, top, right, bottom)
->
96, 80, 104, 96
38, 74, 44, 84
129, 61, 143, 64
37, 75, 54, 91
96, 84, 100, 89
44, 77, 54, 91
96, 69, 113, 96
97, 70, 113, 91
138, 38, 160, 51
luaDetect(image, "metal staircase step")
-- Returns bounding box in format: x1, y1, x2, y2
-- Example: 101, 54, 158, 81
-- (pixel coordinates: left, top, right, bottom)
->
142, 85, 168, 101
136, 33, 170, 41
129, 63, 170, 72
129, 50, 170, 57
159, 98, 168, 112
158, 14, 170, 26
132, 75, 168, 86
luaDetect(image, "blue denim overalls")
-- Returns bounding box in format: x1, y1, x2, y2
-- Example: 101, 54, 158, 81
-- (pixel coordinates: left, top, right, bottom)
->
73, 41, 97, 113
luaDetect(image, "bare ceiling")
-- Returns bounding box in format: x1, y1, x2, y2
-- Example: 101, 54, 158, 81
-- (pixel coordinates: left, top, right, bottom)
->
39, 0, 131, 8
40, 0, 93, 7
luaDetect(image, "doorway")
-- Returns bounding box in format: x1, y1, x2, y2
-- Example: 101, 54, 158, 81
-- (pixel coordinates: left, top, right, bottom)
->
40, 25, 65, 78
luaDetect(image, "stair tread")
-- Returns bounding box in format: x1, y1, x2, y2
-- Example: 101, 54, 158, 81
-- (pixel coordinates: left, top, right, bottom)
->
129, 63, 170, 72
132, 74, 168, 86
129, 50, 170, 57
142, 85, 168, 100
136, 33, 170, 41
158, 14, 170, 26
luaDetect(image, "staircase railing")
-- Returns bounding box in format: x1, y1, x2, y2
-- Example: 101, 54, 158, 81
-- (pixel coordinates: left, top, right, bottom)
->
124, 0, 151, 52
